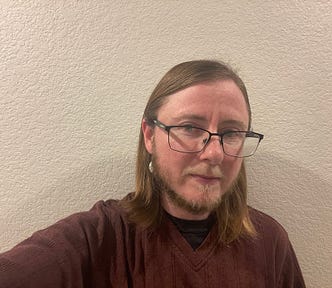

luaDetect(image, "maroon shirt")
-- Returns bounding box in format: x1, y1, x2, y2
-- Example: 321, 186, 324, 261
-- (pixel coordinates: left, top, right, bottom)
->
0, 199, 306, 287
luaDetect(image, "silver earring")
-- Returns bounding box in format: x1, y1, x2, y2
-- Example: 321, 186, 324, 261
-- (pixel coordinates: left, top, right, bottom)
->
148, 161, 153, 173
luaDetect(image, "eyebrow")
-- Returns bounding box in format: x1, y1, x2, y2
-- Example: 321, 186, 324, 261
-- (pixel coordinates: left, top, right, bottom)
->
171, 115, 247, 130
172, 114, 207, 123
219, 119, 248, 130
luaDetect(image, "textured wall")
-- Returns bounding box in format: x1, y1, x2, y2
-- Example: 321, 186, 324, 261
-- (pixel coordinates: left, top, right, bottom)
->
0, 1, 331, 287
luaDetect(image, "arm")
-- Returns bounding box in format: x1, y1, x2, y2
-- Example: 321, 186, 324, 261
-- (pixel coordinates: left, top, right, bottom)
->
0, 201, 114, 288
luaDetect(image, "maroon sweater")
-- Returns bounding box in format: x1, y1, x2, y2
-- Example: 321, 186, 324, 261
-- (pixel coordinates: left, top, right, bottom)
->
0, 199, 305, 287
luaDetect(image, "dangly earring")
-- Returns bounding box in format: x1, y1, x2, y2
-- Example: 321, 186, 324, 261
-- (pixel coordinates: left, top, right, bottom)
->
148, 161, 153, 173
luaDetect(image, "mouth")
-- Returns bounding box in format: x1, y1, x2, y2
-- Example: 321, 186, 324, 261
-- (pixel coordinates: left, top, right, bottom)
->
190, 174, 221, 185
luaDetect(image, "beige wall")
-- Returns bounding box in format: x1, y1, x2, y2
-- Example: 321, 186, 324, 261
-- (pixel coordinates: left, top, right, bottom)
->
0, 1, 331, 287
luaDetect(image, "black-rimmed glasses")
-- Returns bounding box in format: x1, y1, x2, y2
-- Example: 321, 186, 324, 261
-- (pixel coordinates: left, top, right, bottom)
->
152, 119, 264, 158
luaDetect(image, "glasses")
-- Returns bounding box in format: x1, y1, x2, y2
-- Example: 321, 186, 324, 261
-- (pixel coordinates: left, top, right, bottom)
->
152, 119, 264, 158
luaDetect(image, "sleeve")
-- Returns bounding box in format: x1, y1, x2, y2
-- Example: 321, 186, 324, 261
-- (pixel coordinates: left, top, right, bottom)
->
0, 201, 114, 288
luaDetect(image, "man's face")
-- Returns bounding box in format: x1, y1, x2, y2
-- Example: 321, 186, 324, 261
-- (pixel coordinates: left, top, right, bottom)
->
143, 80, 249, 220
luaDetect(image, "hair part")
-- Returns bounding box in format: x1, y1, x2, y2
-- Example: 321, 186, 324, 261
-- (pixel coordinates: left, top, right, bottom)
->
121, 59, 256, 244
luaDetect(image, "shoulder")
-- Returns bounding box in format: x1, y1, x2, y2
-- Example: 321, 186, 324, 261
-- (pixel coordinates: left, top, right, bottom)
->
249, 206, 287, 233
17, 198, 131, 249
81, 198, 130, 230
248, 207, 290, 247
90, 198, 124, 218
247, 208, 306, 286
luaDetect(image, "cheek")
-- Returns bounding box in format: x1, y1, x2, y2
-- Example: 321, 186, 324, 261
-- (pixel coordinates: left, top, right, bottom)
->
158, 151, 189, 171
154, 143, 191, 174
153, 134, 185, 161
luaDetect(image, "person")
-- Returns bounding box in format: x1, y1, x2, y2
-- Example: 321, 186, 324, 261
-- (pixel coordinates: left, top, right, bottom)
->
0, 60, 306, 287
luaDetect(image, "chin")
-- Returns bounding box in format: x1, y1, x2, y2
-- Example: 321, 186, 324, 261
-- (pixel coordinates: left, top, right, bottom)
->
172, 185, 224, 214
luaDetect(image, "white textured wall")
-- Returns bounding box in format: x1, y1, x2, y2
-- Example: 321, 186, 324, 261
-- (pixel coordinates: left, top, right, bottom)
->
0, 1, 331, 287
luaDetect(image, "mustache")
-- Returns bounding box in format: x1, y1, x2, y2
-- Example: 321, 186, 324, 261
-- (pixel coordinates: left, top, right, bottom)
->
182, 166, 223, 178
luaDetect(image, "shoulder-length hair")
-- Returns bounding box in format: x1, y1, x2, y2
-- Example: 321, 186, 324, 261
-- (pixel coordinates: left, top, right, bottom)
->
121, 60, 256, 244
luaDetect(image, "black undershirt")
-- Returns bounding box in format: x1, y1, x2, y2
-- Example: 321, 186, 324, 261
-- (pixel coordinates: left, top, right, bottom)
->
165, 212, 216, 250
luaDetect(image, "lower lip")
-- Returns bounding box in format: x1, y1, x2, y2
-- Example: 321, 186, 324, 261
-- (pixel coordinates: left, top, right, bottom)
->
190, 175, 221, 185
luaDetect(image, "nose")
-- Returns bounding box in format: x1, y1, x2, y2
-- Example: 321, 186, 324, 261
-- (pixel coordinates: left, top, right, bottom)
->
199, 136, 224, 164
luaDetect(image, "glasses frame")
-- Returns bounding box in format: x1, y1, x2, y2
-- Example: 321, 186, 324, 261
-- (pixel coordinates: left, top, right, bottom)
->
152, 119, 264, 158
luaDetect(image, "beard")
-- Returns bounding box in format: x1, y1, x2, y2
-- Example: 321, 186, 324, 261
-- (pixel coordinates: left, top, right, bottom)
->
152, 156, 226, 216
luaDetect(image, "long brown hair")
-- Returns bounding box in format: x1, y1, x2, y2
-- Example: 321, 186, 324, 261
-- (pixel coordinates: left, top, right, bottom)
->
121, 60, 256, 243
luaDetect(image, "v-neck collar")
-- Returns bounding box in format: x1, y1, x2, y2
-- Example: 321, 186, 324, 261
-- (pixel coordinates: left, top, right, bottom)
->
161, 214, 220, 271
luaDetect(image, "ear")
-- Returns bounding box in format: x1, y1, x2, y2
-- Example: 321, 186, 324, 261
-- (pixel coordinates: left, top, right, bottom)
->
141, 118, 154, 154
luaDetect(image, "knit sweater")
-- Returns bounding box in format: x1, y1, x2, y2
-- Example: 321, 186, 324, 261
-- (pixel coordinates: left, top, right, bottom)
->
0, 199, 305, 287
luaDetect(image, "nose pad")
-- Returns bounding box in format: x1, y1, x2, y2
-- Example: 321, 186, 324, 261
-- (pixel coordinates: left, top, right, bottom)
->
202, 137, 209, 145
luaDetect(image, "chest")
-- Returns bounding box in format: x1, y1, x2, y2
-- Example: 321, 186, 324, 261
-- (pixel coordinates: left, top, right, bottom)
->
110, 227, 269, 288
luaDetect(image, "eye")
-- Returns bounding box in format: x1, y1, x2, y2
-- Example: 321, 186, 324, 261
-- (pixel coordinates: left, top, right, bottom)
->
176, 125, 205, 137
223, 131, 245, 141
221, 127, 242, 134
180, 125, 198, 135
182, 125, 194, 132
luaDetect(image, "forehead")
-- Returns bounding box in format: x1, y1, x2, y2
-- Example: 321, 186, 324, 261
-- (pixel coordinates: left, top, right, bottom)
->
157, 80, 249, 128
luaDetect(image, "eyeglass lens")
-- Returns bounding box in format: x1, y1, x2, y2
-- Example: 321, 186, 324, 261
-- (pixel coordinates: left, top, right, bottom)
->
168, 127, 260, 157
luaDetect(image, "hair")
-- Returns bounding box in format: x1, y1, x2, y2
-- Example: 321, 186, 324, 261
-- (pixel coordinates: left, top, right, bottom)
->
121, 60, 256, 244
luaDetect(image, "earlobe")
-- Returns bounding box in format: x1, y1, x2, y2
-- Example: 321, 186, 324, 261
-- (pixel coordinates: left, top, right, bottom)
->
142, 118, 154, 154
